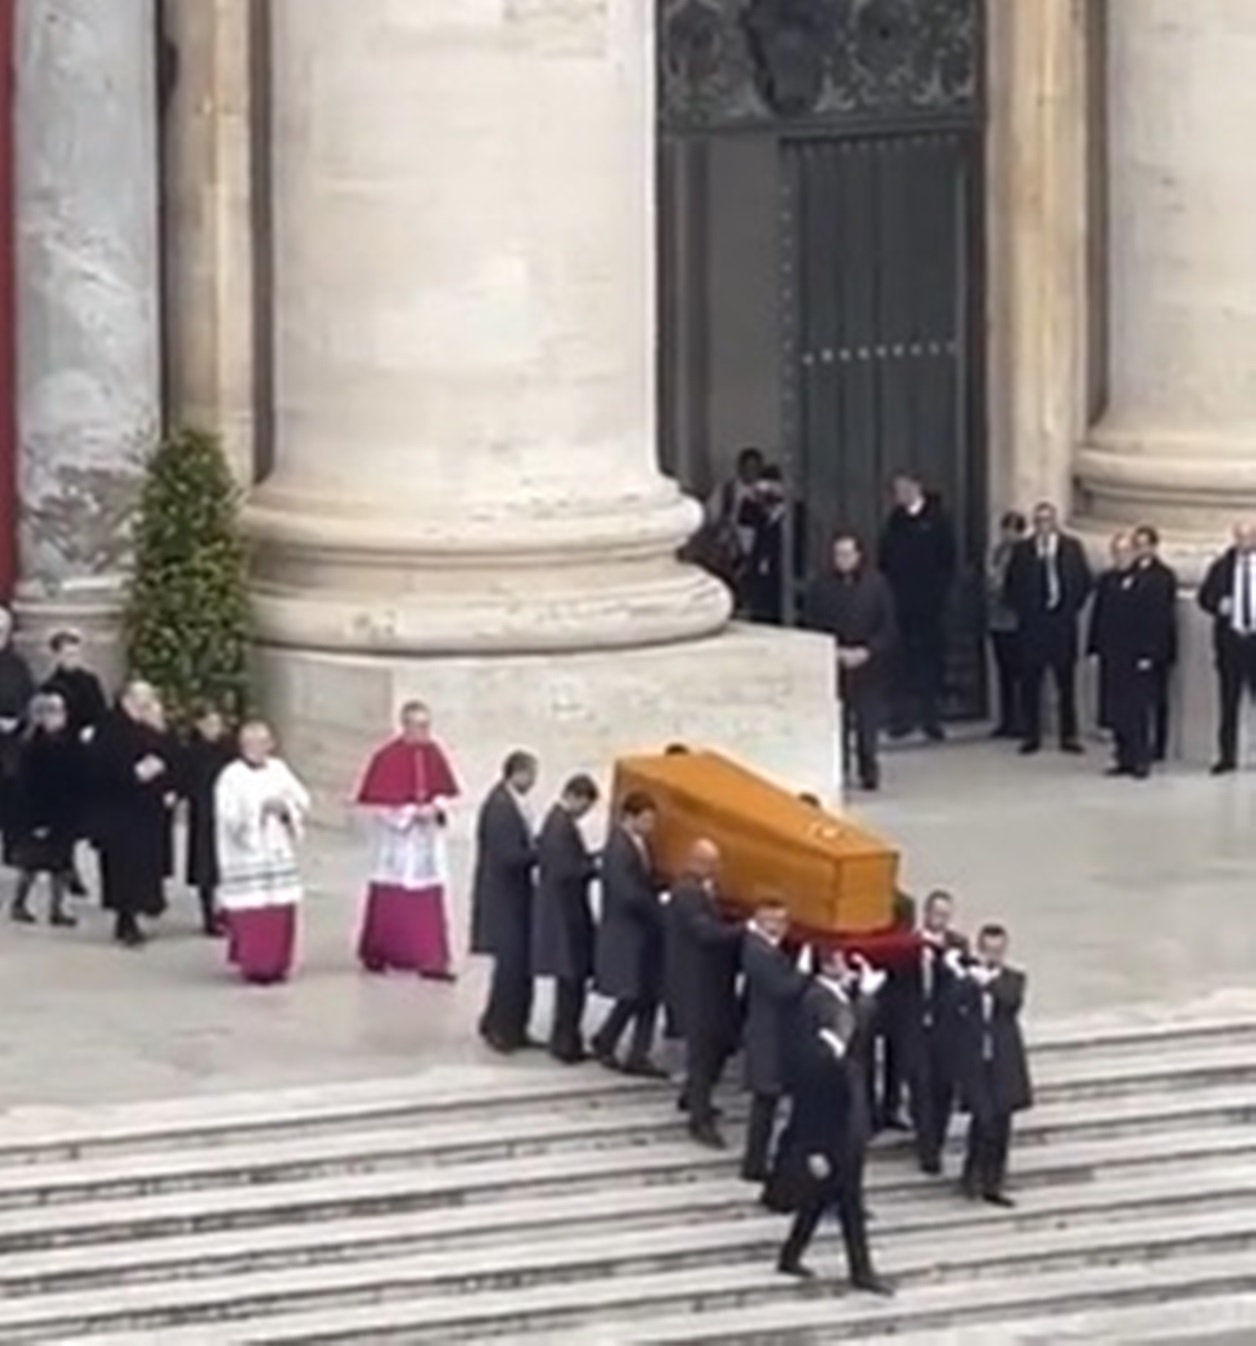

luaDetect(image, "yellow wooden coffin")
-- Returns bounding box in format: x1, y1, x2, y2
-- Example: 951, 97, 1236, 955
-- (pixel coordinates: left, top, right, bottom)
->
611, 749, 898, 936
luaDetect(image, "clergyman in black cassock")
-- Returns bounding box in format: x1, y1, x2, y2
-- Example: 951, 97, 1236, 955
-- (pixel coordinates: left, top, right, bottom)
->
532, 775, 600, 1064
951, 924, 1033, 1206
739, 897, 809, 1182
892, 890, 968, 1174
665, 840, 743, 1148
591, 791, 666, 1076
94, 682, 174, 947
769, 950, 893, 1295
0, 609, 35, 869
179, 707, 236, 935
1130, 525, 1179, 762
471, 750, 540, 1054
1086, 533, 1134, 735
1197, 524, 1256, 774
11, 693, 88, 928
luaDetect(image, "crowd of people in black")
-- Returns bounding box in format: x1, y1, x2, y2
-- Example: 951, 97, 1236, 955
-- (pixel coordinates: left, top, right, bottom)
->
702, 450, 1256, 792
470, 756, 1032, 1293
0, 618, 235, 948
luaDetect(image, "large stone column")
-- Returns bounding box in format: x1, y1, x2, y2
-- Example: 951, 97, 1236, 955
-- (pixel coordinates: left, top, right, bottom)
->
1078, 1, 1256, 550
160, 0, 256, 485
14, 0, 161, 674
253, 0, 834, 808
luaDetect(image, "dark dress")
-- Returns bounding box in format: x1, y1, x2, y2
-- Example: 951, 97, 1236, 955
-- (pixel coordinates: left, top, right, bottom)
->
14, 730, 87, 874
179, 733, 235, 891
0, 646, 36, 866
94, 711, 173, 919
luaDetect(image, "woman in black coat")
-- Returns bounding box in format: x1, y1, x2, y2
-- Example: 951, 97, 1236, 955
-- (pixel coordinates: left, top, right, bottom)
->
178, 706, 235, 936
11, 692, 87, 927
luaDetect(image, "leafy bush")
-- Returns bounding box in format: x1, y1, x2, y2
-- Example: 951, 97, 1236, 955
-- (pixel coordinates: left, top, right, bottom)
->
123, 427, 251, 724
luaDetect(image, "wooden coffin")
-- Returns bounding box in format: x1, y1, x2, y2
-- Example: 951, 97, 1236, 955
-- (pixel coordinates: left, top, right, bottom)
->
611, 749, 898, 936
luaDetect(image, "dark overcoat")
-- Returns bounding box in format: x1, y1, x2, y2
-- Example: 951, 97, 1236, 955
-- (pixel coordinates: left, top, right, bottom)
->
791, 979, 879, 1152
952, 968, 1033, 1119
531, 804, 597, 982
469, 782, 536, 959
1003, 534, 1093, 663
179, 733, 236, 890
741, 931, 809, 1096
0, 647, 35, 866
42, 666, 108, 738
14, 730, 87, 873
93, 711, 172, 918
886, 931, 969, 1083
594, 826, 663, 1002
663, 878, 743, 1048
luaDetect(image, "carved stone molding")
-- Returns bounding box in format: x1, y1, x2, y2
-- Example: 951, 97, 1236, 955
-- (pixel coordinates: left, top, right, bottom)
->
658, 0, 981, 133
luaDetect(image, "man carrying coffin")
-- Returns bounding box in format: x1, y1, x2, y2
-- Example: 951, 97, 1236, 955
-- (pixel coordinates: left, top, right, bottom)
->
665, 838, 744, 1149
769, 947, 893, 1295
740, 894, 809, 1182
949, 923, 1033, 1206
355, 701, 460, 981
591, 791, 667, 1077
215, 721, 311, 985
471, 750, 540, 1054
533, 774, 600, 1064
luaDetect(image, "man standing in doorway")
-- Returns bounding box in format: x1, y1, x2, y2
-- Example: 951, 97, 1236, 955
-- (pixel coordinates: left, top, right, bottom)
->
1003, 502, 1093, 756
878, 471, 957, 741
802, 534, 897, 791
1198, 522, 1256, 775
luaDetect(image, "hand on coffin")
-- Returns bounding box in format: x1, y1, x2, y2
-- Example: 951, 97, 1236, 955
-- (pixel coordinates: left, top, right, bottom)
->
806, 1153, 831, 1181
944, 947, 969, 977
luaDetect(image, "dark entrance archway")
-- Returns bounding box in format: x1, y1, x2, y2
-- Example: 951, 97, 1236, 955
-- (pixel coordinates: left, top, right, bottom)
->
658, 0, 988, 718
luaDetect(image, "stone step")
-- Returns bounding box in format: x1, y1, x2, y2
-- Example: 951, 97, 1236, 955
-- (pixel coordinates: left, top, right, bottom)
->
49, 1222, 1256, 1345
1, 1065, 1254, 1215
0, 1097, 1252, 1256
1, 1010, 1251, 1167
2, 1152, 1255, 1300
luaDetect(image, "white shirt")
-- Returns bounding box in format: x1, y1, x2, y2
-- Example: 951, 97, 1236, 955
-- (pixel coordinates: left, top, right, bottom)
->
1232, 553, 1256, 635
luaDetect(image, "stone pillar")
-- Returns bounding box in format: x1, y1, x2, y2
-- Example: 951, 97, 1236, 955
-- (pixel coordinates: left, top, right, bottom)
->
988, 0, 1090, 516
160, 0, 256, 485
253, 0, 834, 810
14, 0, 161, 677
1078, 1, 1256, 553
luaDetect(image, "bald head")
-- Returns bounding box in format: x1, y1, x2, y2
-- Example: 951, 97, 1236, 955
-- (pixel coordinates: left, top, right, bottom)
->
1235, 522, 1256, 554
687, 838, 721, 880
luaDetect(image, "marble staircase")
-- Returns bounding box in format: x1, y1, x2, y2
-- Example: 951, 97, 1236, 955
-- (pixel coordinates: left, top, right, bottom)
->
1, 1009, 1256, 1343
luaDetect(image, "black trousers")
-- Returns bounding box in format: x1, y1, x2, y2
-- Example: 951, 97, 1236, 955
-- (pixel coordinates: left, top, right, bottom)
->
549, 977, 588, 1058
742, 1092, 780, 1179
990, 631, 1022, 734
963, 1109, 1013, 1197
1216, 637, 1256, 767
865, 1014, 903, 1125
1111, 661, 1156, 773
891, 618, 946, 734
841, 687, 881, 788
681, 1031, 729, 1130
593, 997, 658, 1064
780, 1151, 873, 1280
480, 951, 534, 1049
1021, 650, 1079, 747
909, 1042, 955, 1170
1150, 663, 1171, 760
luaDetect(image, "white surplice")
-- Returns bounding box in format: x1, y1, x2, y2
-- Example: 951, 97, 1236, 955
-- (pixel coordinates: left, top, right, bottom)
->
215, 758, 310, 912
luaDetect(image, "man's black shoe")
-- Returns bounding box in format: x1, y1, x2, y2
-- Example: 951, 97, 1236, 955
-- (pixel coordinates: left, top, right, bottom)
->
983, 1191, 1016, 1209
689, 1123, 727, 1150
1212, 760, 1237, 776
622, 1058, 668, 1080
777, 1257, 816, 1280
851, 1272, 895, 1297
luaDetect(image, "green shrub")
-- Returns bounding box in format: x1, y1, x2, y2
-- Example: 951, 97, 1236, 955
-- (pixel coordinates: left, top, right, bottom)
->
123, 427, 251, 725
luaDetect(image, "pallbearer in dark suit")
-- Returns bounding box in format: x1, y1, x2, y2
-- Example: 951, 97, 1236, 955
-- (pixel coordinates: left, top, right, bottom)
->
771, 947, 892, 1295
533, 775, 600, 1064
894, 890, 968, 1175
1003, 501, 1093, 755
1086, 532, 1134, 735
591, 791, 666, 1077
471, 750, 540, 1054
1130, 525, 1179, 761
665, 839, 743, 1149
739, 896, 809, 1182
1198, 523, 1256, 774
950, 923, 1032, 1206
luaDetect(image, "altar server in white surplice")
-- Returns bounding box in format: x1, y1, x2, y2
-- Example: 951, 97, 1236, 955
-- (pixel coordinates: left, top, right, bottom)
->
214, 721, 310, 986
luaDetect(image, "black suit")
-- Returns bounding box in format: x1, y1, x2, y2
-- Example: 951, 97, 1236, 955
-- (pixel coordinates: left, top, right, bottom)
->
740, 930, 809, 1180
533, 804, 598, 1060
1198, 547, 1256, 769
665, 877, 743, 1131
1087, 560, 1177, 773
592, 827, 664, 1066
1003, 532, 1093, 748
952, 967, 1032, 1198
878, 495, 957, 735
470, 783, 537, 1050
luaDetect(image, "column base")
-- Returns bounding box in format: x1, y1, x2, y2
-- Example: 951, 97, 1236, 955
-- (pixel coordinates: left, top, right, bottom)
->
254, 622, 841, 827
12, 577, 127, 685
